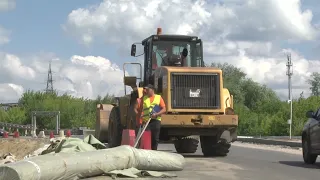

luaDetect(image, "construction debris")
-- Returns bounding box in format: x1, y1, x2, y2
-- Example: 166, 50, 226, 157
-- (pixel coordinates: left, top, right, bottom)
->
41, 135, 106, 155
37, 131, 46, 138
0, 135, 185, 179
0, 153, 16, 164
106, 167, 177, 178
0, 145, 185, 179
23, 144, 51, 159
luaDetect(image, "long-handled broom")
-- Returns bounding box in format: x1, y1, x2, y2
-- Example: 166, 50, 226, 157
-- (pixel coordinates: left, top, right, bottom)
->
134, 105, 160, 148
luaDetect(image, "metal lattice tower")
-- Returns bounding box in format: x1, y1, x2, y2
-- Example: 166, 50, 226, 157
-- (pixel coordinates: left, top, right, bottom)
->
286, 53, 293, 139
45, 61, 54, 93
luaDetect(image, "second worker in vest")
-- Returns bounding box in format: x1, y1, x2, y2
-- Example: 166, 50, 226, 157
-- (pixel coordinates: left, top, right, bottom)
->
140, 84, 166, 150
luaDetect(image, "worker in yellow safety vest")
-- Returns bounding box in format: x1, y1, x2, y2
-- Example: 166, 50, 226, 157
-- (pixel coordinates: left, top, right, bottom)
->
139, 84, 166, 150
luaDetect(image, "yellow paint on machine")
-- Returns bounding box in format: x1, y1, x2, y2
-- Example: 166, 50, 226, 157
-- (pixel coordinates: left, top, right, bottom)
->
161, 114, 238, 126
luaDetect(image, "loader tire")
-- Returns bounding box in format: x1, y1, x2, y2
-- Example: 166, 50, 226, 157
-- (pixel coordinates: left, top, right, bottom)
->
174, 137, 199, 153
107, 106, 122, 148
200, 136, 231, 157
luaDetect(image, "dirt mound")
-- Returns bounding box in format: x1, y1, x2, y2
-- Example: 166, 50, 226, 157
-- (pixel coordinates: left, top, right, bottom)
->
0, 138, 49, 160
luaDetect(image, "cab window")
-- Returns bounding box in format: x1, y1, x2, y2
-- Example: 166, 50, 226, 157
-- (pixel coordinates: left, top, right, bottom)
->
152, 42, 194, 69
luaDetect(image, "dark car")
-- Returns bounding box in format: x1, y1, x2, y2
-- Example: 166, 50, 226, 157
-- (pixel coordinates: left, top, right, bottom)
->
302, 109, 320, 164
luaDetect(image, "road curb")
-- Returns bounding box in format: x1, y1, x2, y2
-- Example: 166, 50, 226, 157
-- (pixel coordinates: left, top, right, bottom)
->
236, 137, 302, 148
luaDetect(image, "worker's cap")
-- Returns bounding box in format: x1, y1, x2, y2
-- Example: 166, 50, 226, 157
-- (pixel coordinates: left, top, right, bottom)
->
144, 84, 155, 90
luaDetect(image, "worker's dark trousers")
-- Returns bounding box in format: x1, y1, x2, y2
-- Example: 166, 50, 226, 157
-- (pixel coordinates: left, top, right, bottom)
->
146, 119, 161, 150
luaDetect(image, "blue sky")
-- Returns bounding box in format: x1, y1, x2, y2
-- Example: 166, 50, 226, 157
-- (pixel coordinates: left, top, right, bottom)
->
0, 0, 123, 61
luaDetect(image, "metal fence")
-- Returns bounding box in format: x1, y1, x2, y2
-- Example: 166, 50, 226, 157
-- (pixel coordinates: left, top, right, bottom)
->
0, 122, 33, 130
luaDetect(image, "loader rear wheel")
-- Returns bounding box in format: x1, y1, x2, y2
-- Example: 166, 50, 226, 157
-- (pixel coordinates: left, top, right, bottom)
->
95, 104, 114, 143
200, 136, 231, 157
107, 107, 122, 148
174, 137, 199, 153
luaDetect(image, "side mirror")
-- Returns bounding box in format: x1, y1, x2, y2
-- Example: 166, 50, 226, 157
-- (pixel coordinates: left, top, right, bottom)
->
131, 44, 136, 57
306, 110, 314, 118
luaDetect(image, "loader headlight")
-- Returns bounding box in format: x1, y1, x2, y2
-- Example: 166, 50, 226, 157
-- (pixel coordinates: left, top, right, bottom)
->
225, 107, 234, 115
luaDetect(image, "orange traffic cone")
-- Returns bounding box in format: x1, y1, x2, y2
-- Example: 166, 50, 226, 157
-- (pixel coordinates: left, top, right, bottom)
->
139, 130, 151, 150
66, 130, 71, 137
121, 129, 136, 146
49, 131, 54, 139
2, 131, 8, 138
13, 130, 19, 138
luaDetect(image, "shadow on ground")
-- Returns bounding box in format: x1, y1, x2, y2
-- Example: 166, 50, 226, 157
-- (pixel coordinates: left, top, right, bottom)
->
157, 150, 173, 152
279, 161, 320, 169
181, 154, 226, 159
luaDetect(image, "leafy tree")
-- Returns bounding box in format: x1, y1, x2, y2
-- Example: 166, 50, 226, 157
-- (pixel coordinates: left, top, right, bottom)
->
211, 62, 318, 136
3, 91, 114, 129
0, 109, 9, 122
211, 62, 246, 104
6, 107, 26, 124
308, 72, 320, 96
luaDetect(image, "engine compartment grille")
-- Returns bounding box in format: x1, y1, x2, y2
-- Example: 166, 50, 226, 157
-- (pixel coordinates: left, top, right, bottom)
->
170, 73, 220, 109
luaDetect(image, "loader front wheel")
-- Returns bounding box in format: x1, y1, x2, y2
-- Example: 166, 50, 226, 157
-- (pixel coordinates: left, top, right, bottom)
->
200, 136, 231, 157
174, 137, 199, 153
107, 107, 122, 148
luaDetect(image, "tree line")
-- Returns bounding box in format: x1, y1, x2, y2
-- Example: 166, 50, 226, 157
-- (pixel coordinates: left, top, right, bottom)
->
0, 92, 115, 130
0, 62, 319, 136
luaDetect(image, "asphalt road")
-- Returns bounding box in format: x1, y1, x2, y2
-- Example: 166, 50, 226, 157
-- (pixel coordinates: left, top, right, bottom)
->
164, 143, 320, 180
88, 142, 320, 180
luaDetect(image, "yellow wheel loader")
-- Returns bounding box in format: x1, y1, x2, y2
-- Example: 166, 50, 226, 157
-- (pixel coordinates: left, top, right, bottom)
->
95, 28, 238, 156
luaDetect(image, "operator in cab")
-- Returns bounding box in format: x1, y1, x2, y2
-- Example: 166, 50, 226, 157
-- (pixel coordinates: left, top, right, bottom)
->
138, 84, 166, 150
167, 47, 188, 67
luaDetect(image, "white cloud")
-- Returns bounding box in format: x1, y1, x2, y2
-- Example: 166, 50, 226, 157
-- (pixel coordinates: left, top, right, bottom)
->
0, 0, 15, 12
55, 55, 124, 99
0, 53, 126, 102
63, 0, 227, 46
209, 49, 320, 99
64, 0, 318, 46
0, 53, 36, 80
222, 0, 318, 42
0, 83, 23, 102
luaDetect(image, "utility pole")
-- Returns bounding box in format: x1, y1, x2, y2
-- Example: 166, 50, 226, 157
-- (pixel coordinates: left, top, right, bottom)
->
286, 53, 293, 139
45, 61, 54, 94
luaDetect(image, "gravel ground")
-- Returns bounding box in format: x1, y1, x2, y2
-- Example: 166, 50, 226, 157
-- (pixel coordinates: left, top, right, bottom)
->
0, 137, 49, 160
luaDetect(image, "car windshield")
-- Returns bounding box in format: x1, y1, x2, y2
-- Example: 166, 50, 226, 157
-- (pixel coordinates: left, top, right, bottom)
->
151, 41, 202, 69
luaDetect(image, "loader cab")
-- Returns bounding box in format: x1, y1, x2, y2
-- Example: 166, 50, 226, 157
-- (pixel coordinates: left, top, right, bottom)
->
131, 33, 205, 86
